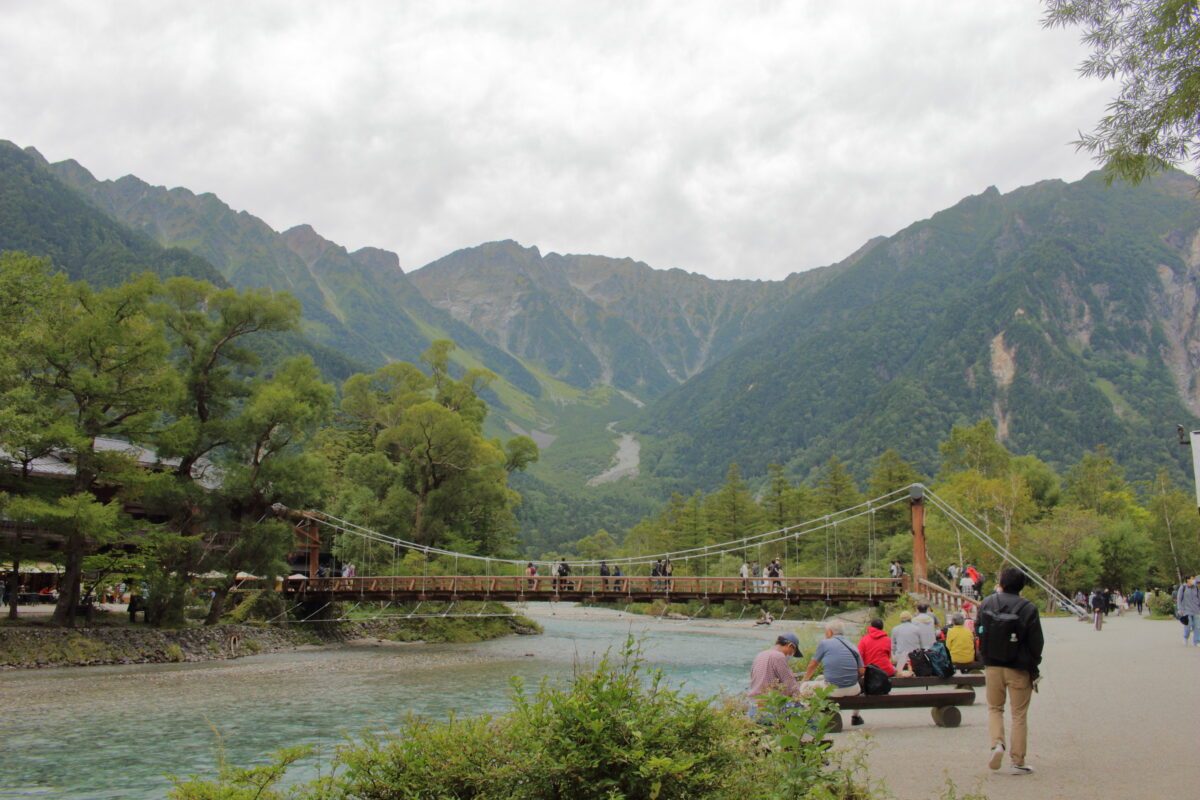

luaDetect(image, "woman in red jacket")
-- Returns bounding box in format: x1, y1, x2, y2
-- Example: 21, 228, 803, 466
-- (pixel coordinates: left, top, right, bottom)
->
857, 617, 896, 676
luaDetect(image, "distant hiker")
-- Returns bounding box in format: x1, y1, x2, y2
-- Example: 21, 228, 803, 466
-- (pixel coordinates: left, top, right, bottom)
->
558, 560, 572, 590
889, 561, 902, 579
663, 559, 674, 589
1174, 577, 1200, 645
959, 573, 976, 598
525, 561, 537, 590
740, 561, 751, 590
1089, 588, 1106, 631
1131, 588, 1145, 615
599, 560, 610, 590
612, 564, 624, 590
967, 565, 982, 597
752, 561, 763, 592
948, 563, 960, 582
978, 567, 1043, 776
651, 560, 662, 590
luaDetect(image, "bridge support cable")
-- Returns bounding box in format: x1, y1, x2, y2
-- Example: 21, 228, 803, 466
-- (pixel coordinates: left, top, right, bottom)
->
922, 487, 1085, 618
282, 486, 916, 576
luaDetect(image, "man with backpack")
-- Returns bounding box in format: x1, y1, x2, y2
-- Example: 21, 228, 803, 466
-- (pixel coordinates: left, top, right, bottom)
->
978, 567, 1043, 776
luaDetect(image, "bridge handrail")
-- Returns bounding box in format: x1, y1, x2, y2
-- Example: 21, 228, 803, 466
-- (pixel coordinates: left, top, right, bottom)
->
271, 574, 905, 598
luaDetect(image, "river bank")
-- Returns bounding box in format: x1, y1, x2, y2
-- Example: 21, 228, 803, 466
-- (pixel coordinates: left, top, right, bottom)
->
0, 604, 540, 669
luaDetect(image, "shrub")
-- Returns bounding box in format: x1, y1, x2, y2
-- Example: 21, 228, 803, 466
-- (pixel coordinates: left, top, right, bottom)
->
171, 637, 868, 800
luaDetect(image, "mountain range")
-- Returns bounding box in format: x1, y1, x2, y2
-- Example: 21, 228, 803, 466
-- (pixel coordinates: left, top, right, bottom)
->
2, 138, 1197, 549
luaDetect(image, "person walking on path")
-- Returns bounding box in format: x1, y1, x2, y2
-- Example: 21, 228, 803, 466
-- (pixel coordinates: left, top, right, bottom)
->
1089, 589, 1106, 631
979, 566, 1043, 776
1174, 577, 1200, 645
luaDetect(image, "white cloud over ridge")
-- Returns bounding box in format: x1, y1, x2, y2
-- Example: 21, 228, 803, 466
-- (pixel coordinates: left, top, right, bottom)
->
0, 1, 1112, 280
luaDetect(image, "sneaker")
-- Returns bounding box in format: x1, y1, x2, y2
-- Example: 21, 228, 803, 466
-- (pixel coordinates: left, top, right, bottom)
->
1009, 765, 1034, 776
988, 744, 1005, 770
850, 714, 864, 726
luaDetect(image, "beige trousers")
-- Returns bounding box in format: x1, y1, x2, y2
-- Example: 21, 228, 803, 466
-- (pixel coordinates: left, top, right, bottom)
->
985, 666, 1033, 767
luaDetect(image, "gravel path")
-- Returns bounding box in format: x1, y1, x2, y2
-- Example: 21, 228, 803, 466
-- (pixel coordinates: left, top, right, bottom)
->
850, 613, 1195, 799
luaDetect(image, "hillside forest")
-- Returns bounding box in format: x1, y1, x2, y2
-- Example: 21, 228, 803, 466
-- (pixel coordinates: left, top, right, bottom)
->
2, 252, 1197, 630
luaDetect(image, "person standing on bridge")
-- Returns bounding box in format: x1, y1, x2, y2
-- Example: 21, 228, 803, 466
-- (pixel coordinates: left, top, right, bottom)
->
979, 566, 1043, 776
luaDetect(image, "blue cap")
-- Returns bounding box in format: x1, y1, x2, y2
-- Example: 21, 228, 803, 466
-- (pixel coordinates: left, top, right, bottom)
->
779, 631, 801, 655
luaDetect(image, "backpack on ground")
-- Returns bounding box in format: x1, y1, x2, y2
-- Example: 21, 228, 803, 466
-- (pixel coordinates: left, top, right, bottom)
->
929, 642, 953, 678
862, 664, 892, 695
979, 602, 1024, 662
908, 649, 934, 677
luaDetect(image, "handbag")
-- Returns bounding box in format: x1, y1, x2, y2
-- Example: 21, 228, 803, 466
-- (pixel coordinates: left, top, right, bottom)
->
862, 663, 892, 695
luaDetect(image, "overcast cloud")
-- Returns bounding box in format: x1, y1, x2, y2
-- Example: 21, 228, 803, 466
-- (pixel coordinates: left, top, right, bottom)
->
0, 2, 1113, 280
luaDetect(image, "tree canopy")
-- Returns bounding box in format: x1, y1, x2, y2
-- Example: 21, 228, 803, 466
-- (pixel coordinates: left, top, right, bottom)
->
1045, 0, 1200, 184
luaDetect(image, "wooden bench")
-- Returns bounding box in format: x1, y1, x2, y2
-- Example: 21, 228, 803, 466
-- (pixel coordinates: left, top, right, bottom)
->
891, 674, 984, 689
827, 685, 976, 731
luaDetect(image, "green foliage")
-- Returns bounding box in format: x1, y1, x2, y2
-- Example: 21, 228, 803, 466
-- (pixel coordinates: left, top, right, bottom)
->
171, 638, 863, 800
1044, 0, 1200, 185
317, 342, 534, 558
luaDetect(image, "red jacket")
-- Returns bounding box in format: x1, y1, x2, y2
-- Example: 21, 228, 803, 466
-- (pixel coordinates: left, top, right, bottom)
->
857, 626, 896, 676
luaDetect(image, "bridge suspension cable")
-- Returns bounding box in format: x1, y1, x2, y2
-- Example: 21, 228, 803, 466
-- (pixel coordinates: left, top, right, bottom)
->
287, 485, 916, 572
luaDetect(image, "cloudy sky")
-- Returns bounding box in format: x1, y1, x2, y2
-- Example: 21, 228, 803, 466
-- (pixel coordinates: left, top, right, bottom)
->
1, 2, 1113, 281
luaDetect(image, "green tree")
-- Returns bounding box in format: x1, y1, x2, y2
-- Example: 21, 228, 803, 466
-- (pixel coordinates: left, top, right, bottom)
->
146, 278, 330, 625
704, 464, 764, 545
1063, 446, 1136, 517
1143, 468, 1200, 584
937, 419, 1011, 479
1044, 0, 1200, 185
1022, 505, 1107, 593
30, 274, 178, 626
1098, 518, 1154, 591
322, 341, 536, 560
813, 456, 868, 575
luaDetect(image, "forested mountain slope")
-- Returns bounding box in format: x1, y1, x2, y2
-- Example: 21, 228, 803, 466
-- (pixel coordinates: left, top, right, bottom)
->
632, 172, 1200, 486
409, 240, 822, 402
0, 142, 224, 287
0, 141, 362, 381
46, 154, 540, 396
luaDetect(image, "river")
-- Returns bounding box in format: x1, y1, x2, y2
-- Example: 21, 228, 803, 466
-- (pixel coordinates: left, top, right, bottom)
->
1, 607, 816, 800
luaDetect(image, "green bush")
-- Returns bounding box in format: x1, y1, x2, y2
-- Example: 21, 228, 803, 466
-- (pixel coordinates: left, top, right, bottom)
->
1148, 589, 1176, 618
171, 637, 869, 800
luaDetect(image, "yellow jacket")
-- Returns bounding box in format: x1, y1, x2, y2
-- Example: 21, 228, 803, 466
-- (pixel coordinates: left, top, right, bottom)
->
946, 625, 975, 664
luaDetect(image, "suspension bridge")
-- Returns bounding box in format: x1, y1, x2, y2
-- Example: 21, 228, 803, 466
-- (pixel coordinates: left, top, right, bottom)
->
258, 484, 1084, 619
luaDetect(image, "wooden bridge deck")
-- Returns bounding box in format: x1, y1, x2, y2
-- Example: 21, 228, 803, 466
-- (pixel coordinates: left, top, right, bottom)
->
273, 575, 904, 604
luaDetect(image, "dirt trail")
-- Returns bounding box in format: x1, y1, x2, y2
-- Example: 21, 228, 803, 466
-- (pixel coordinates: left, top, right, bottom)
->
847, 613, 1194, 799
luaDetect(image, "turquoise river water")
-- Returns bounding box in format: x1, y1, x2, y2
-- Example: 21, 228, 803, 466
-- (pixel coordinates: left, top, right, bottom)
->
1, 609, 821, 799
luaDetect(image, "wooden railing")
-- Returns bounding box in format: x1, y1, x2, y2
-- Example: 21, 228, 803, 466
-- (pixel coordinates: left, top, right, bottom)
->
267, 574, 906, 603
914, 578, 976, 612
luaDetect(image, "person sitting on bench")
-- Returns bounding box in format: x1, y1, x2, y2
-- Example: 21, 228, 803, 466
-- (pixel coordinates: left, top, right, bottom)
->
799, 621, 867, 726
945, 613, 976, 669
748, 632, 804, 718
857, 617, 896, 677
891, 611, 924, 674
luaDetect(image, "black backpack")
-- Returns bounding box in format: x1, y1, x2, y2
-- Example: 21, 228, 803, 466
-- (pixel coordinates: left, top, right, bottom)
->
908, 649, 935, 677
862, 664, 892, 695
980, 600, 1026, 662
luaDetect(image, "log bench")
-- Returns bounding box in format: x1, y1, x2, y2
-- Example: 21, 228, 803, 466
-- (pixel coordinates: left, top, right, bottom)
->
827, 685, 977, 731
